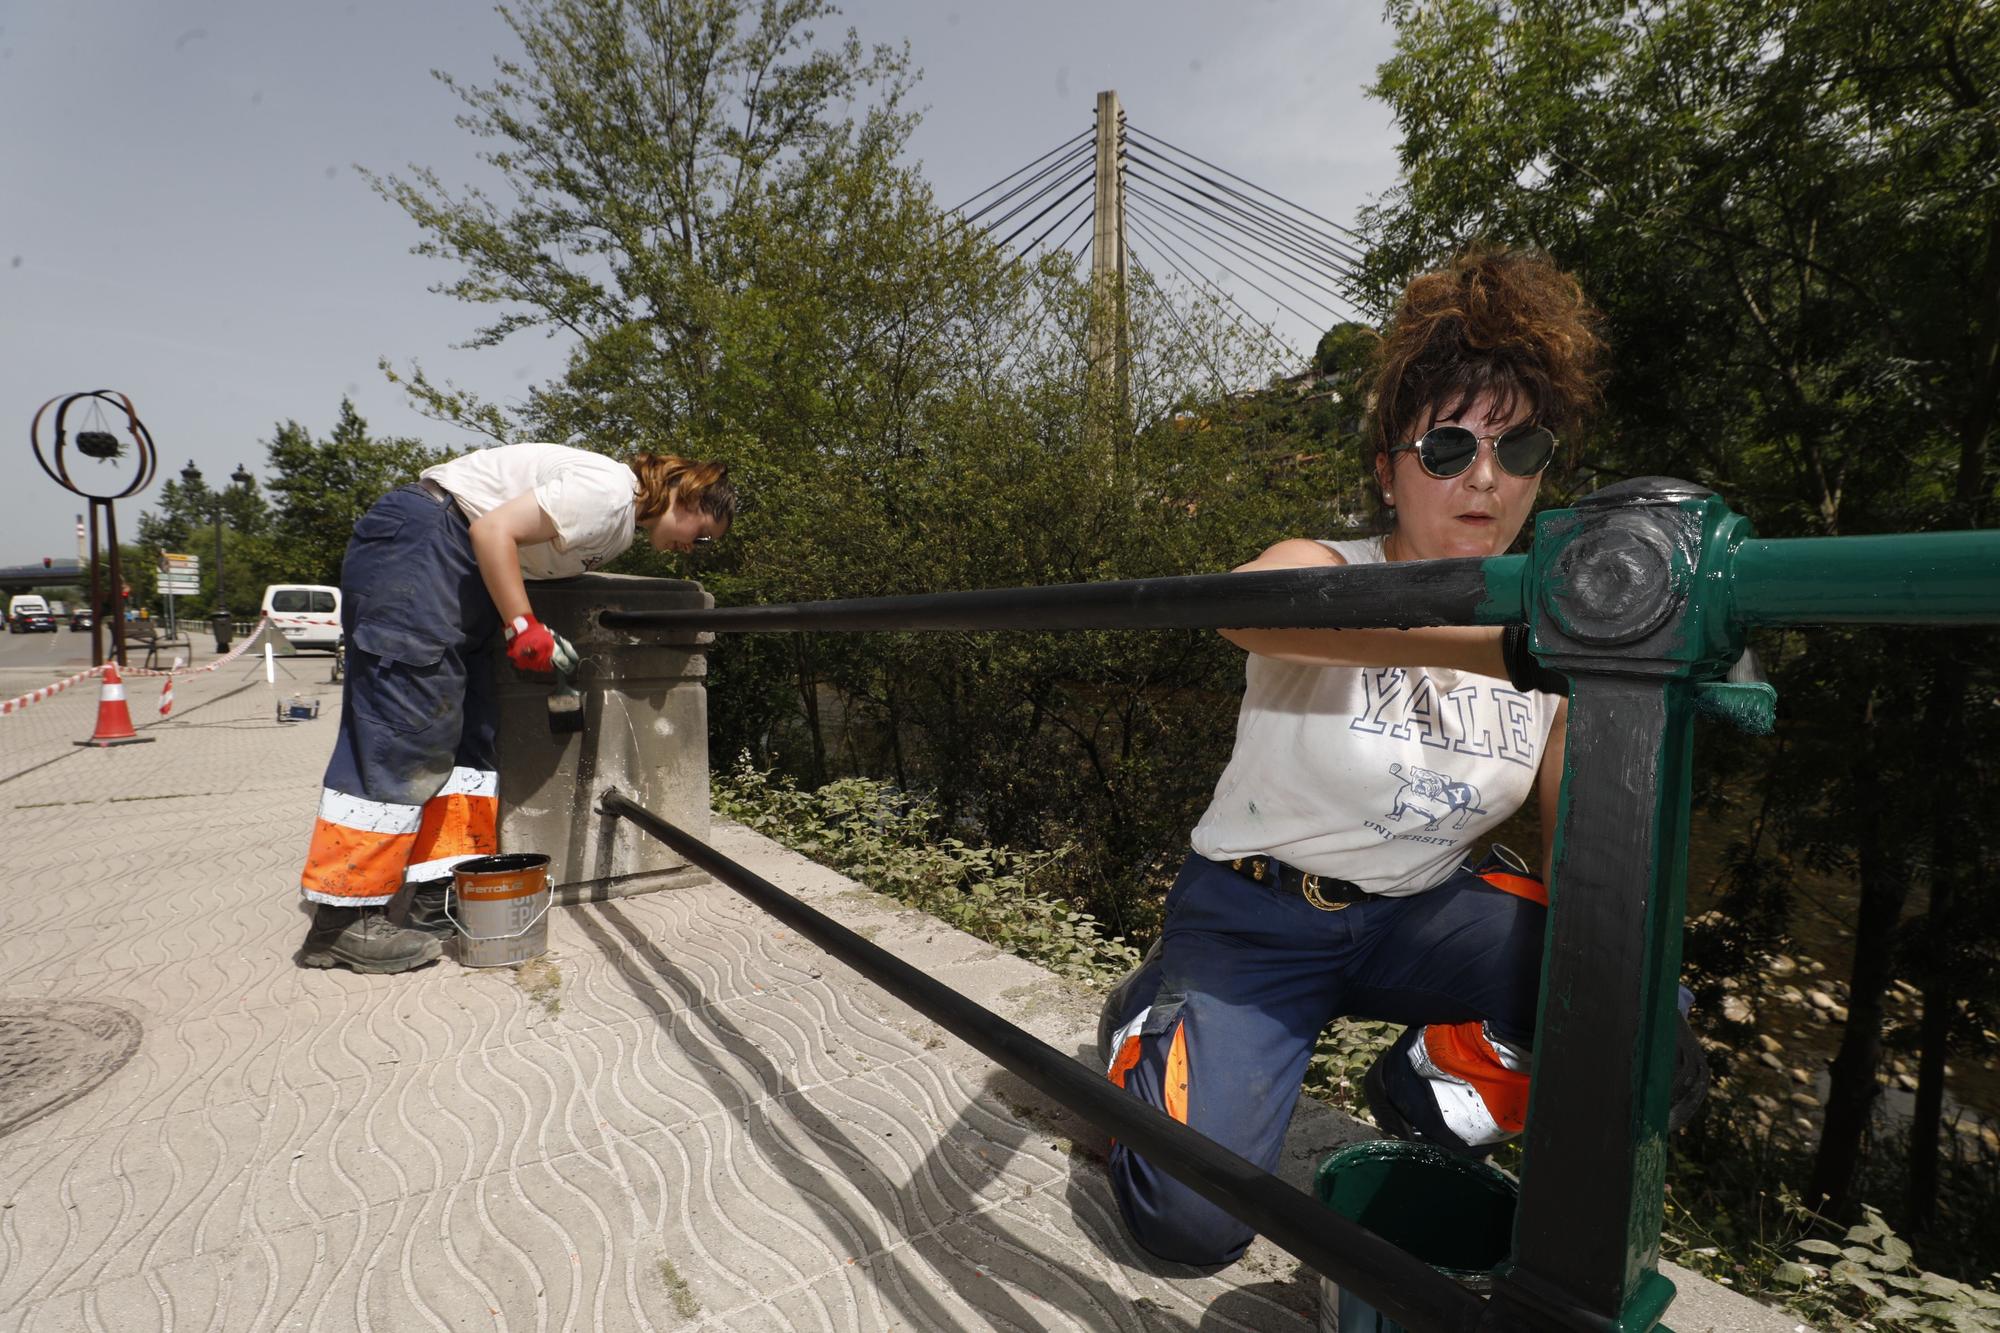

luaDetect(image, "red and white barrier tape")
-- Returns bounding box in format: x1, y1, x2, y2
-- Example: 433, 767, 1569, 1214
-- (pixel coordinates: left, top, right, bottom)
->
0, 616, 286, 714
118, 616, 276, 678
0, 665, 106, 716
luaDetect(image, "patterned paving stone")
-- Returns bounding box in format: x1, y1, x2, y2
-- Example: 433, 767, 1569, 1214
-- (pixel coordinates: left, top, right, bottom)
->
0, 668, 1801, 1333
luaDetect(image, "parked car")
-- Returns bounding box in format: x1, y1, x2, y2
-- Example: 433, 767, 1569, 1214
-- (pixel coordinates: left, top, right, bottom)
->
260, 584, 342, 651
7, 594, 56, 633
69, 608, 93, 631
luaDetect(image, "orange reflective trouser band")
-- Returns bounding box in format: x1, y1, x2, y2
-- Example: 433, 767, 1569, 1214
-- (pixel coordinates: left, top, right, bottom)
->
301, 769, 499, 905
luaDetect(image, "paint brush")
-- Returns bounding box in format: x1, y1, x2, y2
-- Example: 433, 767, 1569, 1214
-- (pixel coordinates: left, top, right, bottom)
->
548, 662, 584, 735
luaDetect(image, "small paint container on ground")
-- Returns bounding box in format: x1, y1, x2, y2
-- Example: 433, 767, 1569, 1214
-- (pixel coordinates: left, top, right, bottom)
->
449, 853, 552, 967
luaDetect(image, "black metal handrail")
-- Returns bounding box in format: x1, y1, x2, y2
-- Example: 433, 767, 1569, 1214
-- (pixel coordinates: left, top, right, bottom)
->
599, 557, 1524, 634
599, 788, 1485, 1332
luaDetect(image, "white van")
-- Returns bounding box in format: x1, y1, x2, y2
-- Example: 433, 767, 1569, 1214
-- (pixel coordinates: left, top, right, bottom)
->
260, 584, 342, 650
7, 594, 54, 633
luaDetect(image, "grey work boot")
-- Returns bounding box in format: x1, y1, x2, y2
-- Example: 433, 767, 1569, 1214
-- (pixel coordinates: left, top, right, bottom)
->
298, 903, 444, 974
400, 880, 456, 939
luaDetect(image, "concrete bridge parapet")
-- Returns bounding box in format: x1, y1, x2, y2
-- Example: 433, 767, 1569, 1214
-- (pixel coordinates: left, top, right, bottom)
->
497, 572, 711, 903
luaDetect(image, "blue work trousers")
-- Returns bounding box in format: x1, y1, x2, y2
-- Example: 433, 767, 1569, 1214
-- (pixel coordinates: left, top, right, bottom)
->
300, 485, 501, 903
1105, 849, 1545, 1266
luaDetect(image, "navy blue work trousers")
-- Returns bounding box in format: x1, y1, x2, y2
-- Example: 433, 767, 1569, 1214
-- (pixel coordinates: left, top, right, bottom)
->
1105, 849, 1545, 1266
300, 485, 502, 903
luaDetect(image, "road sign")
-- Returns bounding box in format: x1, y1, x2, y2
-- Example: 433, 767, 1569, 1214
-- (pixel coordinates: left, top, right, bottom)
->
157, 551, 200, 594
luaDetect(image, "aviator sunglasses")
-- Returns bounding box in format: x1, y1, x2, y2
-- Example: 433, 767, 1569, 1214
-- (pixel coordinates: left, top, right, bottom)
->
1390, 423, 1558, 480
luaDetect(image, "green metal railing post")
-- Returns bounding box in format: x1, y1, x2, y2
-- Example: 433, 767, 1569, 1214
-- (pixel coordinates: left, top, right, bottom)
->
1485, 479, 1753, 1332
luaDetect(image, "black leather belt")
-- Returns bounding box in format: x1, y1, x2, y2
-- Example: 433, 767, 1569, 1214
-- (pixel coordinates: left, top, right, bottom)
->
1225, 854, 1369, 911
415, 477, 468, 525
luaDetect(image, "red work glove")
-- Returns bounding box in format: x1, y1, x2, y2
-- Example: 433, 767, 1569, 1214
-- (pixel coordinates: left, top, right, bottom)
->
503, 615, 578, 674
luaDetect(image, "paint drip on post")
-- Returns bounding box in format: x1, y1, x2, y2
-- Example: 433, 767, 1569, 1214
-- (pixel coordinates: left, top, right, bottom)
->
449, 853, 552, 967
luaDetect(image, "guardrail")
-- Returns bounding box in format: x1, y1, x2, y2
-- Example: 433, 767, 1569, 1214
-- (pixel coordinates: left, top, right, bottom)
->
597, 477, 2000, 1331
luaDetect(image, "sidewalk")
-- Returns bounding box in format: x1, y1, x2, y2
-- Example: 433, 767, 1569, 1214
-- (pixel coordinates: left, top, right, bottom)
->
0, 665, 1805, 1331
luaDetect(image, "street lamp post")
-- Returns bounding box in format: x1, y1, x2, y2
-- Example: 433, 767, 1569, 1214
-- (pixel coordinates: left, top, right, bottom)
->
180, 461, 255, 653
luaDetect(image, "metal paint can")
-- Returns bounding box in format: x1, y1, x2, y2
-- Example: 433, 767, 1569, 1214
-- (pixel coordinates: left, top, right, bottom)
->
448, 853, 552, 968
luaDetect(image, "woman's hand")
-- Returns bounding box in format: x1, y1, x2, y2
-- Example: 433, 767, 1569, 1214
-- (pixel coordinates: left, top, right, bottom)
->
1220, 538, 1511, 676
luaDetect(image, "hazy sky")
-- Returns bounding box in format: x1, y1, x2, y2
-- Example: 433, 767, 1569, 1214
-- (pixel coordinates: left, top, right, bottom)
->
0, 1, 1403, 566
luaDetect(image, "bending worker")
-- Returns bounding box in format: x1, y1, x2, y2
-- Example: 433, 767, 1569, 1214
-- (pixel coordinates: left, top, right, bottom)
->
294, 442, 737, 974
1100, 247, 1680, 1264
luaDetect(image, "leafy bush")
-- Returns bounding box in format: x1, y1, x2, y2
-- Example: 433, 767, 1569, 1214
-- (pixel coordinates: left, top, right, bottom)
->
1773, 1205, 2000, 1332
713, 754, 1141, 983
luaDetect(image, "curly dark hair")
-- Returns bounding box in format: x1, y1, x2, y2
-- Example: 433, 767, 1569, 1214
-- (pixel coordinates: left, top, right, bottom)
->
1368, 247, 1606, 498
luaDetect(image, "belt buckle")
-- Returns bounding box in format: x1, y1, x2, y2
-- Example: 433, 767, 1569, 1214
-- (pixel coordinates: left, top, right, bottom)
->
1301, 874, 1349, 912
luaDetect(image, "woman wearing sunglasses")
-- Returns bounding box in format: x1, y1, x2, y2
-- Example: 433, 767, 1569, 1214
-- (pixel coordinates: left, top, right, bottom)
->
293, 442, 736, 975
1100, 248, 1611, 1266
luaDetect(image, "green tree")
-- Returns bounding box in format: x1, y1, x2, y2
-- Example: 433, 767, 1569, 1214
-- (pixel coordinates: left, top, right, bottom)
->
138, 469, 276, 616
1366, 0, 1998, 1241
366, 0, 916, 453
262, 400, 458, 587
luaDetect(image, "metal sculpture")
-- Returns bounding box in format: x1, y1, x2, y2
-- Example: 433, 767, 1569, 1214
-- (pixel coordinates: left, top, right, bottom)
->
31, 391, 158, 666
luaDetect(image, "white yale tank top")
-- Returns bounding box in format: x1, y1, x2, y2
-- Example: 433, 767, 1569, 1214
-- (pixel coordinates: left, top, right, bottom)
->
1189, 536, 1561, 896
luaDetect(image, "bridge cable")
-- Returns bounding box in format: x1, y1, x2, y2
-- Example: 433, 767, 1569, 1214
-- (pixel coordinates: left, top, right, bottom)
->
1126, 182, 1356, 321
948, 129, 1092, 215
1123, 145, 1370, 284
1123, 157, 1369, 298
960, 143, 1095, 227
1124, 211, 1301, 374
1125, 197, 1333, 343
1126, 125, 1372, 254
990, 173, 1097, 253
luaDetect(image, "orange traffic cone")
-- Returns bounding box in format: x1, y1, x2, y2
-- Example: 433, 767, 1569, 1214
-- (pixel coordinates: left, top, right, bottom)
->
76, 663, 155, 748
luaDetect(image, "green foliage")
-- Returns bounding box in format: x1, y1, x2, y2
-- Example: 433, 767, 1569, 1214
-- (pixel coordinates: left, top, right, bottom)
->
365, 0, 917, 452
1780, 1205, 2000, 1331
134, 465, 277, 617
1303, 1017, 1399, 1124
261, 400, 459, 588
712, 754, 1140, 983
1368, 0, 2000, 1236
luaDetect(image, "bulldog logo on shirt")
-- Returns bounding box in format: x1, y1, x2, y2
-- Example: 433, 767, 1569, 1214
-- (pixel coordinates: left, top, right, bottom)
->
1385, 763, 1487, 832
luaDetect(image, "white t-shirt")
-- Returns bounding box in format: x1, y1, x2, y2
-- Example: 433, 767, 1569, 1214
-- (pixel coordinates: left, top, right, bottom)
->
1188, 536, 1561, 896
423, 443, 638, 580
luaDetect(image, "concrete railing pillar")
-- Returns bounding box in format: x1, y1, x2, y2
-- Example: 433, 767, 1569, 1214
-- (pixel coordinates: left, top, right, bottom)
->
495, 573, 712, 902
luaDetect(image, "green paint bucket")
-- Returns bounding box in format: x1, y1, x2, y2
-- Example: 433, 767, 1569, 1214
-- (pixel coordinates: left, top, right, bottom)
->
1313, 1140, 1518, 1332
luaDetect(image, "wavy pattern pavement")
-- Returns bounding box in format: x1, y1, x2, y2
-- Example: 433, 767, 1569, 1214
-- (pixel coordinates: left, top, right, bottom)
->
0, 667, 1342, 1333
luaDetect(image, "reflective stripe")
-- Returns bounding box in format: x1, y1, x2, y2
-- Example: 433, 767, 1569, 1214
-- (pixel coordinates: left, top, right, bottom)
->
301, 818, 418, 901
1163, 1023, 1190, 1123
1105, 1007, 1151, 1079
1411, 1021, 1530, 1144
1108, 1035, 1144, 1091
316, 786, 424, 836
407, 790, 499, 873
436, 766, 498, 799
99, 683, 126, 702
405, 853, 483, 883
